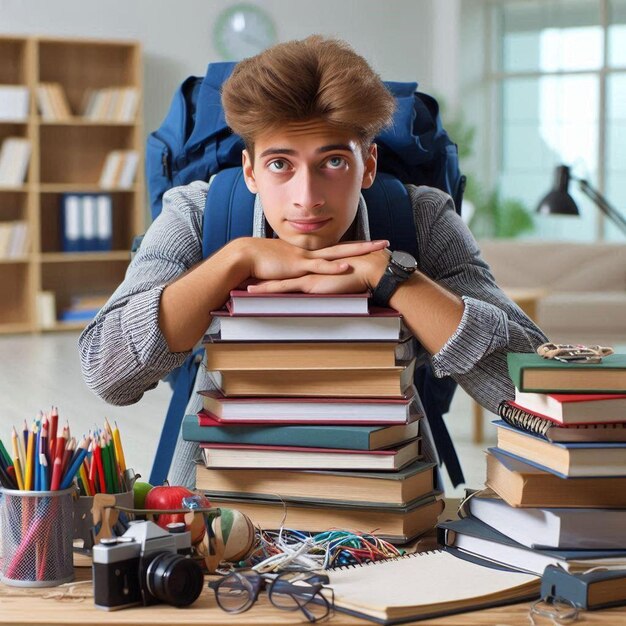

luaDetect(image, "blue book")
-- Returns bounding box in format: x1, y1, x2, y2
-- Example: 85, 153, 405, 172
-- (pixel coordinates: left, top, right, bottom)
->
494, 420, 626, 477
60, 194, 82, 252
182, 413, 419, 450
438, 516, 626, 576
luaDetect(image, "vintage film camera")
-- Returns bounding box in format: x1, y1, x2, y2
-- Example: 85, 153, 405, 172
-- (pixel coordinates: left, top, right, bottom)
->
92, 519, 204, 611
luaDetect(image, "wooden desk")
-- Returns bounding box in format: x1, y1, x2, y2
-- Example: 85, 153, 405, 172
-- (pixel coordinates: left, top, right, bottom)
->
471, 287, 547, 443
0, 558, 624, 625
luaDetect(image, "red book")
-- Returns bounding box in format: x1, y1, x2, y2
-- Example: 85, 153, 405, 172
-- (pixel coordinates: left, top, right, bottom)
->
514, 389, 626, 424
227, 287, 370, 316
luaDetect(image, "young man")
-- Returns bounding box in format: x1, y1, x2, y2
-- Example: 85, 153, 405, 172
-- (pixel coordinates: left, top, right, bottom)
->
79, 36, 547, 487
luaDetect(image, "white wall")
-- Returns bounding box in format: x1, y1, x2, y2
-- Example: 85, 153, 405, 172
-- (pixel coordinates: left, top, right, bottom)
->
0, 0, 437, 139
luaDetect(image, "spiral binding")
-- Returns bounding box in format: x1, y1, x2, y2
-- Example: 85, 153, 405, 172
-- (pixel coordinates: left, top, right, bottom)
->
331, 549, 443, 570
498, 402, 552, 437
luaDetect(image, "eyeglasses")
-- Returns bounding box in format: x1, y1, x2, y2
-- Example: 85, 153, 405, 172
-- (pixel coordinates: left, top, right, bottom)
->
208, 569, 334, 622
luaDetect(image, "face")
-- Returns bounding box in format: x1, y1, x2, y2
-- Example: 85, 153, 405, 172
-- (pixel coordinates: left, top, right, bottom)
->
242, 119, 377, 250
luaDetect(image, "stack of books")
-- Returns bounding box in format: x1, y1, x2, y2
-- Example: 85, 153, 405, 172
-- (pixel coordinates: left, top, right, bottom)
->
187, 287, 444, 543
35, 83, 72, 121
439, 351, 626, 574
0, 137, 31, 186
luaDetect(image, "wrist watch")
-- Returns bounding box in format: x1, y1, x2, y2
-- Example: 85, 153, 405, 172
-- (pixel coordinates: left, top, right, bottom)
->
371, 250, 418, 307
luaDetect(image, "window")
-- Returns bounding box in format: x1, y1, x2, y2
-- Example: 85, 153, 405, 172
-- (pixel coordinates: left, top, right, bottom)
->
491, 0, 626, 241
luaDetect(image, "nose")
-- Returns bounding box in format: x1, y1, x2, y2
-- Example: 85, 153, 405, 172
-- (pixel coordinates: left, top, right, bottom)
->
292, 167, 325, 211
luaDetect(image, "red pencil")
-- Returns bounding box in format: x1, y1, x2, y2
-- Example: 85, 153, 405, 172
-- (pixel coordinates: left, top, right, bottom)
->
50, 456, 63, 491
49, 406, 58, 461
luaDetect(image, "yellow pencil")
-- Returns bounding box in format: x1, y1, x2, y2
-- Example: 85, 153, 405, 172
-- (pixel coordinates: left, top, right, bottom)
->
79, 463, 91, 496
13, 457, 24, 491
11, 428, 24, 489
24, 424, 35, 491
112, 422, 126, 474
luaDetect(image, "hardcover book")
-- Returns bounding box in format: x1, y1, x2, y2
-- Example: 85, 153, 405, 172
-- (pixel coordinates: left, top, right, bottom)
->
513, 389, 626, 424
468, 490, 626, 550
194, 459, 437, 506
498, 401, 626, 443
438, 516, 626, 576
206, 492, 444, 543
182, 413, 420, 450
203, 335, 401, 370
226, 287, 370, 315
197, 390, 420, 424
199, 438, 421, 471
211, 359, 416, 398
507, 353, 626, 394
486, 447, 626, 508
210, 307, 403, 341
495, 420, 626, 477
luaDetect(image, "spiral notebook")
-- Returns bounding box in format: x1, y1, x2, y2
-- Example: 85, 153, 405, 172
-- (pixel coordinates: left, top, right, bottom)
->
325, 550, 539, 624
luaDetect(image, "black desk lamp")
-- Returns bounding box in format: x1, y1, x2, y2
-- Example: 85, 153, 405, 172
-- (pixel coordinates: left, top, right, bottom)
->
536, 165, 626, 236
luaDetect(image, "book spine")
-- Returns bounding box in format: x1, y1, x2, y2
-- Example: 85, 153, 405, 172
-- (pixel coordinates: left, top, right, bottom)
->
497, 402, 551, 439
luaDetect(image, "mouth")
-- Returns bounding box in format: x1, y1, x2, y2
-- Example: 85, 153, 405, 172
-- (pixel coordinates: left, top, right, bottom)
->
287, 218, 332, 233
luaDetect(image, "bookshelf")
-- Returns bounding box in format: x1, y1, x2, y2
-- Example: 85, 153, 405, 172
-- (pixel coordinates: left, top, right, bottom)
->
0, 35, 144, 333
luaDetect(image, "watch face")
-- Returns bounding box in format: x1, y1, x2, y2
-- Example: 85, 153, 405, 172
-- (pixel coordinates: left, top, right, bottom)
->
214, 4, 278, 60
391, 250, 417, 272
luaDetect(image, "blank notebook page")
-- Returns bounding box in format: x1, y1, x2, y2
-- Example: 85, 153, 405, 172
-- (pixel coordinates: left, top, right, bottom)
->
327, 550, 538, 618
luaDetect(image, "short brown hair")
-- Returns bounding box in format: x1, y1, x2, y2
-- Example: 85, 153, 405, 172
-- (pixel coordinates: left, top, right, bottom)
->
221, 35, 395, 157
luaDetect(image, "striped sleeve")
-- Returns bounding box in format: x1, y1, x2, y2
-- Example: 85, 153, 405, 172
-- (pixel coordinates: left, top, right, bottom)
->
408, 185, 548, 413
77, 181, 208, 405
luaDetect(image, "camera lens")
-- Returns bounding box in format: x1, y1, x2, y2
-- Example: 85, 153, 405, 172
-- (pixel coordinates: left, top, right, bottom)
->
145, 553, 204, 607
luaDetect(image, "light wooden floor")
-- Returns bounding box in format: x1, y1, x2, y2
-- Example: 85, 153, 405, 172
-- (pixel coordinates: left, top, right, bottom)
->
0, 332, 493, 496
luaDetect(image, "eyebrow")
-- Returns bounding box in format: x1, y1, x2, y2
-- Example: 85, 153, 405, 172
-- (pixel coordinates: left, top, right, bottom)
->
258, 144, 355, 158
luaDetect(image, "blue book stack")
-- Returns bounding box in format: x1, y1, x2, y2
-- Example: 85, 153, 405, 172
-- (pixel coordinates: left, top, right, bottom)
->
60, 194, 112, 252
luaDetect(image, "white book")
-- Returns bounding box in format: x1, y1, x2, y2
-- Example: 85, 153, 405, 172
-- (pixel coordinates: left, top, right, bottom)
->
212, 309, 402, 341
82, 195, 97, 249
96, 194, 112, 250
99, 151, 124, 188
63, 194, 82, 252
0, 223, 11, 258
119, 87, 139, 121
118, 150, 139, 188
0, 137, 31, 185
36, 291, 56, 329
0, 85, 29, 121
7, 221, 28, 258
469, 493, 626, 550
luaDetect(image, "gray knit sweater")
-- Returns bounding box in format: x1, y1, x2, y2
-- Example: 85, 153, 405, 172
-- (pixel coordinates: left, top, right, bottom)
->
78, 181, 547, 487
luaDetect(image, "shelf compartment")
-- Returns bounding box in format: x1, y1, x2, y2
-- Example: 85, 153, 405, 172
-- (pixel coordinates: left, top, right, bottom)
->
39, 125, 136, 184
41, 258, 129, 317
0, 263, 33, 325
38, 39, 138, 115
0, 190, 28, 219
0, 38, 28, 84
39, 192, 138, 253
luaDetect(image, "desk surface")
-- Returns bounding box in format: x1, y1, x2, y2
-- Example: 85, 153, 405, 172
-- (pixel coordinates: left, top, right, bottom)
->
1, 565, 625, 625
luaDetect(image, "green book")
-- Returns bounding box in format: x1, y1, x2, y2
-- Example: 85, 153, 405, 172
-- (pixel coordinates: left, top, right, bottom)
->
182, 413, 419, 450
507, 353, 626, 394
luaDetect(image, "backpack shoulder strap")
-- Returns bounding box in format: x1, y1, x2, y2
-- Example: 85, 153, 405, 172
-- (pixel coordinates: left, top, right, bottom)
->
363, 176, 464, 487
202, 167, 256, 256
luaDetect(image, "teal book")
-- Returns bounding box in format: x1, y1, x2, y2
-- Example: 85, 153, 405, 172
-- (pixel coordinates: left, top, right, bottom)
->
182, 413, 419, 450
507, 353, 626, 393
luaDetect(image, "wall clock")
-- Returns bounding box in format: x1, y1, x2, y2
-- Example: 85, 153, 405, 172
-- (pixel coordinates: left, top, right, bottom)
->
214, 4, 278, 60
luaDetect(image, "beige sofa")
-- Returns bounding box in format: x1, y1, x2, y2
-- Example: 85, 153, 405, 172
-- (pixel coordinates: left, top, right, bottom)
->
478, 240, 626, 345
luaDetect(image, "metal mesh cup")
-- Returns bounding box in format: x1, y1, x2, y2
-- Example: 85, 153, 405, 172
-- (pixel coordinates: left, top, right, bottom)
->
0, 487, 75, 587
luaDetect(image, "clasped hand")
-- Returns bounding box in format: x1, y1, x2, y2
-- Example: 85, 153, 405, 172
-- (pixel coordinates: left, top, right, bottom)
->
242, 238, 390, 295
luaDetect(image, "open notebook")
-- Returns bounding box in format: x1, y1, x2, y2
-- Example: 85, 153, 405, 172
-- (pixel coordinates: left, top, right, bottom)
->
325, 549, 539, 624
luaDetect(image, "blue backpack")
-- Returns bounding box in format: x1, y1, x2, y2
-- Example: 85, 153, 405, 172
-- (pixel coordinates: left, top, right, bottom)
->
146, 62, 466, 487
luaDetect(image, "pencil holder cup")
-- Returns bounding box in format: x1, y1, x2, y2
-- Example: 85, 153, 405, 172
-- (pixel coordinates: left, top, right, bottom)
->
0, 487, 75, 587
73, 489, 134, 550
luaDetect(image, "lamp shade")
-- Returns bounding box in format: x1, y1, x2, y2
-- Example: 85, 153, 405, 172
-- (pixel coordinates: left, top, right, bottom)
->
536, 165, 580, 216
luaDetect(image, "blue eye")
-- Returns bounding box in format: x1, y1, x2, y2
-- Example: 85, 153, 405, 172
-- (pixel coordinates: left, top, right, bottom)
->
326, 156, 346, 169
